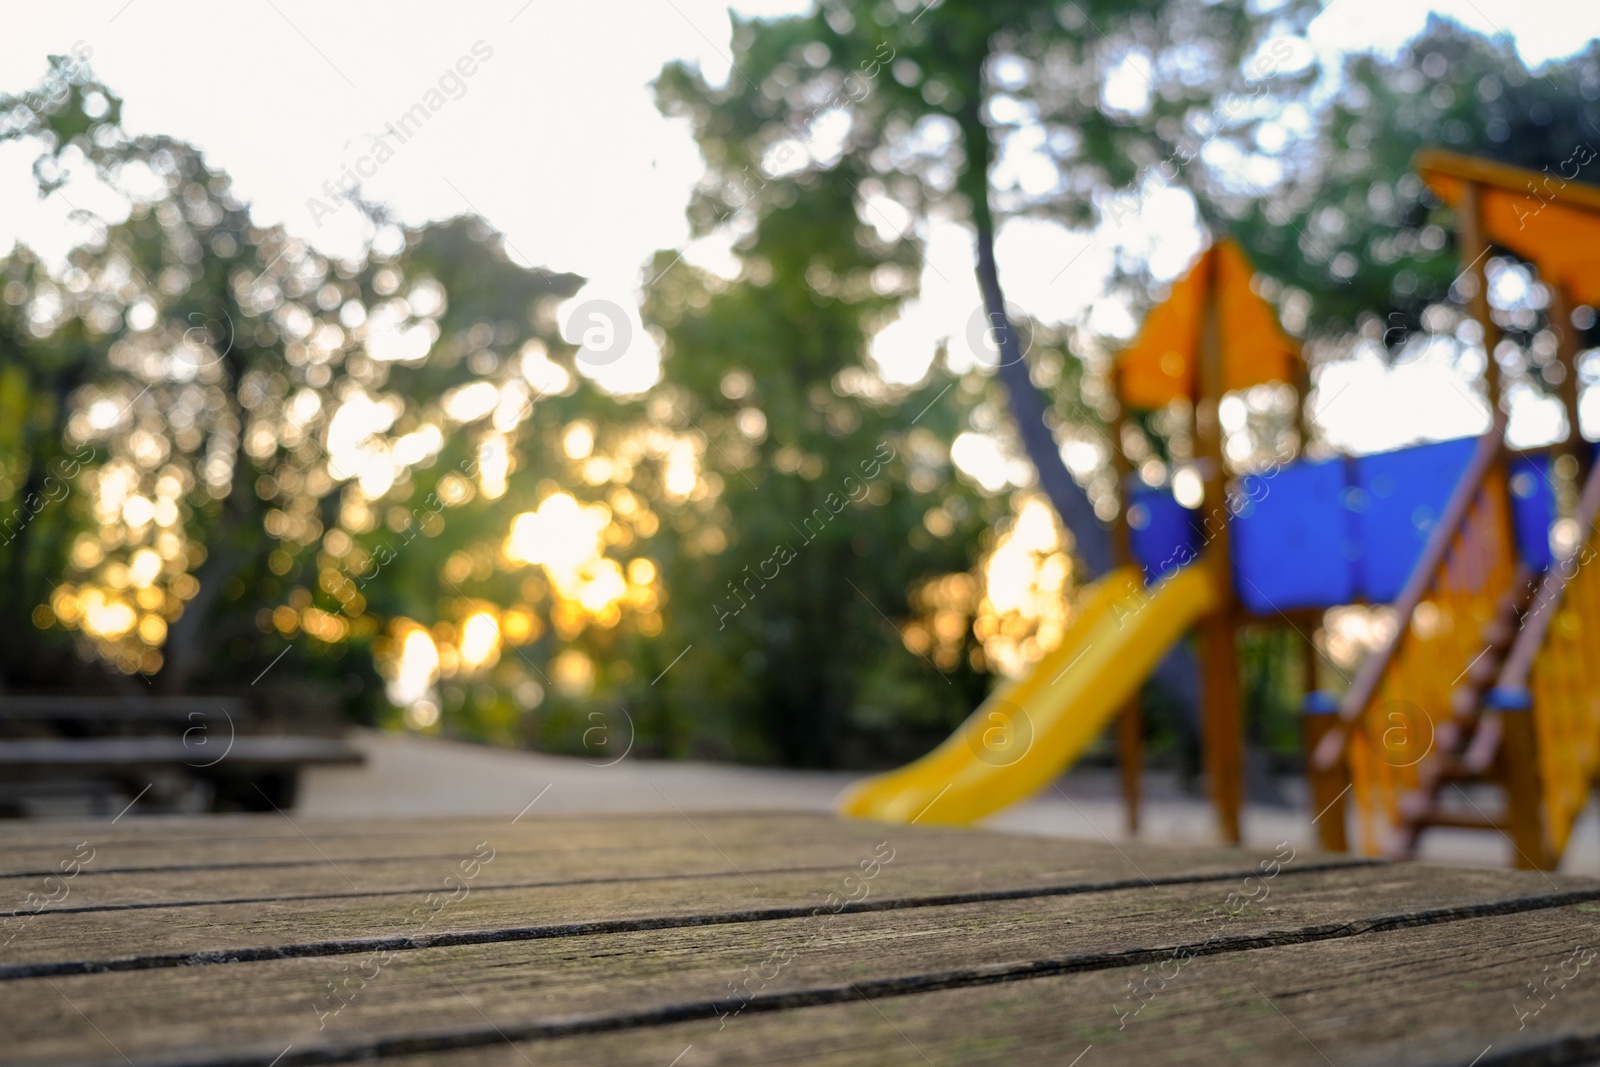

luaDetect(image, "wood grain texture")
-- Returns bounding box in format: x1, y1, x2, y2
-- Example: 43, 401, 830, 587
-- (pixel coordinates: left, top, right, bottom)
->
2, 812, 1588, 1067
0, 812, 1301, 891
4, 857, 1591, 1064
2, 811, 1188, 874
375, 901, 1600, 1067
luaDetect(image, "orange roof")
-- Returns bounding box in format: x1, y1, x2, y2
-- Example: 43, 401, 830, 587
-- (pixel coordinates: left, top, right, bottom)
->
1116, 239, 1298, 410
1416, 148, 1600, 307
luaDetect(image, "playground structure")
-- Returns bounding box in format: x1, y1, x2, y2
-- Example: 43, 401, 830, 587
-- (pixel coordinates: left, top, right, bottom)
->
841, 149, 1600, 870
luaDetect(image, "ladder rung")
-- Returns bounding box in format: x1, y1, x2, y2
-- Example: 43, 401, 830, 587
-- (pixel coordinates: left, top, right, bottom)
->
1433, 756, 1488, 782
1411, 807, 1505, 831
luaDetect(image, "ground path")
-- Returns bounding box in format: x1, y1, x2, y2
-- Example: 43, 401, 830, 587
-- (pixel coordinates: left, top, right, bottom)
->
299, 730, 1600, 874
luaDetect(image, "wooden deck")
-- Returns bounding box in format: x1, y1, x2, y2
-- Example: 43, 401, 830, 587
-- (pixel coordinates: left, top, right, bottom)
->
4, 811, 1600, 1066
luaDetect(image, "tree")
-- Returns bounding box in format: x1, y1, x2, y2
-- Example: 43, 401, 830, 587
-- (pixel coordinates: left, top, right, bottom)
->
0, 57, 1011, 770
623, 163, 1001, 766
656, 0, 1321, 577
0, 60, 597, 721
1221, 22, 1600, 384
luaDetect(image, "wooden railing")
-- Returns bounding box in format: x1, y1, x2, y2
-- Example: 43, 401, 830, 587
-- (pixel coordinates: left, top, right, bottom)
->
1313, 418, 1517, 853
1489, 453, 1600, 860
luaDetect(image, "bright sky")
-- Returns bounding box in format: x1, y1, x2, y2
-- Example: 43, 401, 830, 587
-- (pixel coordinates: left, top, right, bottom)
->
2, 0, 1597, 457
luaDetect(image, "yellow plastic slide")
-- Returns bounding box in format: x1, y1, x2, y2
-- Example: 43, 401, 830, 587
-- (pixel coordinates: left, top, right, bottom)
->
838, 563, 1221, 826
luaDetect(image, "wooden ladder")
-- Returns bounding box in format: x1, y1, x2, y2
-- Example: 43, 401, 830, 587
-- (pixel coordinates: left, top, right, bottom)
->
1444, 451, 1600, 869
1388, 563, 1544, 864
1311, 419, 1524, 859
1316, 432, 1600, 869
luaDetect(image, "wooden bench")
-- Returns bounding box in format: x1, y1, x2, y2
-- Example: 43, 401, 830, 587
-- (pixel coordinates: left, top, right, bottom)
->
0, 696, 249, 724
3, 810, 1597, 1064
0, 697, 362, 814
0, 737, 362, 766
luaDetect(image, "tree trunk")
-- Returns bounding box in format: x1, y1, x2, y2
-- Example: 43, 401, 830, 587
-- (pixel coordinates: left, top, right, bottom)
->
960, 96, 1197, 741
156, 537, 244, 694
960, 112, 1112, 579
157, 344, 257, 695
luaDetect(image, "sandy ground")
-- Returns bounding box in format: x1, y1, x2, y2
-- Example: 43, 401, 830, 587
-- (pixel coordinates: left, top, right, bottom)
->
299, 728, 1600, 875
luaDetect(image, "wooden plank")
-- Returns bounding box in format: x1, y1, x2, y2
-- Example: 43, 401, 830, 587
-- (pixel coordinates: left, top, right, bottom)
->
0, 812, 1325, 882
2, 833, 1310, 913
0, 696, 248, 722
0, 811, 916, 853
365, 899, 1600, 1067
2, 837, 936, 908
2, 859, 1590, 1065
1416, 147, 1600, 215
0, 810, 1044, 856
0, 813, 892, 875
2, 853, 1380, 978
0, 737, 363, 769
0, 813, 588, 853
2, 838, 1370, 972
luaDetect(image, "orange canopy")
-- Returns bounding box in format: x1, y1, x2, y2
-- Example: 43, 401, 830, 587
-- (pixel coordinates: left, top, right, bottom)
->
1116, 239, 1298, 410
1417, 148, 1600, 308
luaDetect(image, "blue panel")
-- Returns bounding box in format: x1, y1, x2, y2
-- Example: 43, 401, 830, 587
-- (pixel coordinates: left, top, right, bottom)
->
1301, 690, 1342, 715
1126, 486, 1198, 582
1232, 458, 1355, 612
1485, 686, 1533, 711
1508, 455, 1554, 572
1352, 437, 1479, 603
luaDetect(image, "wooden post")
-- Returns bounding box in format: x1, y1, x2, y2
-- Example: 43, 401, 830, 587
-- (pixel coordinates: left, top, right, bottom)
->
1118, 695, 1142, 837
1497, 706, 1550, 869
1291, 343, 1312, 455
1291, 341, 1327, 803
1549, 282, 1588, 477
1110, 402, 1142, 836
1109, 403, 1135, 567
1457, 181, 1504, 413
1300, 692, 1349, 852
1457, 180, 1542, 866
1195, 250, 1244, 845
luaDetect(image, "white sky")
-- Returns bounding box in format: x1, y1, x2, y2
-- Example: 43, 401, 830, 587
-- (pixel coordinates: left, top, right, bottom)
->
2, 0, 1597, 457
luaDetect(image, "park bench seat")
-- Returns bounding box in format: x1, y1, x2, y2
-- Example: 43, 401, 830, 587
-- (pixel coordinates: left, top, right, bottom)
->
0, 736, 362, 768
0, 694, 362, 814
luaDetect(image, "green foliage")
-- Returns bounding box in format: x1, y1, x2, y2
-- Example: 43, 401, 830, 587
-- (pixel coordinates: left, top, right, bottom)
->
1238, 625, 1302, 757
626, 165, 1002, 766
657, 0, 1322, 566
1224, 21, 1600, 351
0, 55, 1004, 768
0, 64, 587, 715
